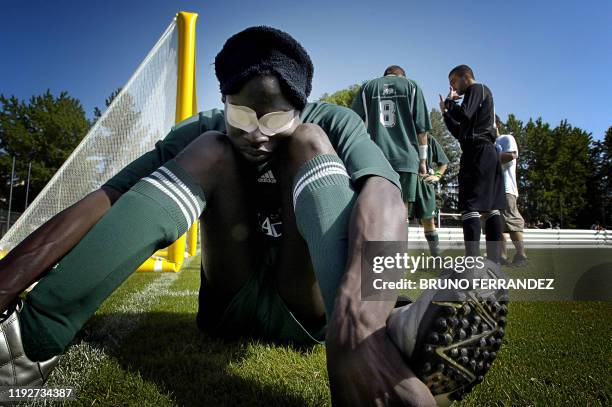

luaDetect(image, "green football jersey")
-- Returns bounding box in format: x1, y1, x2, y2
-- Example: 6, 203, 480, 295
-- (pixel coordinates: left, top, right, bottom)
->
352, 75, 431, 173
428, 135, 449, 169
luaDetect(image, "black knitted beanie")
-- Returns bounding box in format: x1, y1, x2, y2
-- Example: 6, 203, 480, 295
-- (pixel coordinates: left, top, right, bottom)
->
215, 26, 314, 110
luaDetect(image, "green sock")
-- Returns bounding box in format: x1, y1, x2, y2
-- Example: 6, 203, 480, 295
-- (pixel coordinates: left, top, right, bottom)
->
20, 159, 206, 361
293, 154, 356, 318
425, 230, 440, 257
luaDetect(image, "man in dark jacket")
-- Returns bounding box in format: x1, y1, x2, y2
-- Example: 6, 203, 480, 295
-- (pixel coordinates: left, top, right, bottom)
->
439, 65, 506, 262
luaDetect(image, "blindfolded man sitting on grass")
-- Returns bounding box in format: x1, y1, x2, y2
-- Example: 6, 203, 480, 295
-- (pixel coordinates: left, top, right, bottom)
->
0, 27, 508, 406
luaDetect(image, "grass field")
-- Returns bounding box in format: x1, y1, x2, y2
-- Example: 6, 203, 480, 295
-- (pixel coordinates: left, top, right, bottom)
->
35, 251, 611, 407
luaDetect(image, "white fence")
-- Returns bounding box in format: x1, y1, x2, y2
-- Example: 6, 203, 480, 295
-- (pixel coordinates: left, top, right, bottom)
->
408, 228, 611, 249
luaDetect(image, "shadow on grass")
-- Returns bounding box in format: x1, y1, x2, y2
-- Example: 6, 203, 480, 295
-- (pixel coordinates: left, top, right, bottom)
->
74, 311, 325, 406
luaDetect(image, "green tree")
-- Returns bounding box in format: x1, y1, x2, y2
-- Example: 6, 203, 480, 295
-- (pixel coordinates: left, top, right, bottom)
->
429, 109, 460, 213
520, 119, 590, 227
578, 126, 612, 227
598, 127, 612, 227
319, 84, 362, 108
0, 90, 90, 210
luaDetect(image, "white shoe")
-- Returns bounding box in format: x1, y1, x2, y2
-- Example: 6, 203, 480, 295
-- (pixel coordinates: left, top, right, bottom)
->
0, 300, 60, 386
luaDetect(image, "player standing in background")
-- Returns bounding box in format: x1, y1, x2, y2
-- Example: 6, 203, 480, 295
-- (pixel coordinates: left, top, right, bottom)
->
495, 115, 528, 267
439, 65, 506, 263
352, 65, 430, 212
412, 135, 449, 257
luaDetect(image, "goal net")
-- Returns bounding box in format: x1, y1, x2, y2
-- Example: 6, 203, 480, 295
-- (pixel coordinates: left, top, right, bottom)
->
0, 15, 196, 269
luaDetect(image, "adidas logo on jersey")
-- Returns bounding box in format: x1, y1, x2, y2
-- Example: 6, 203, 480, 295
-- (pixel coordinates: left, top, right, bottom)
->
257, 170, 276, 184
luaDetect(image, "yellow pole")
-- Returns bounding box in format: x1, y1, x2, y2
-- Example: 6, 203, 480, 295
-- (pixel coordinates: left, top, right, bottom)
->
137, 11, 198, 272
175, 11, 198, 122
186, 46, 200, 258
187, 221, 198, 256
166, 11, 198, 268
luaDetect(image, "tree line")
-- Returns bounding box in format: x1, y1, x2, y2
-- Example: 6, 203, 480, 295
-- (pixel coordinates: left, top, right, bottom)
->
320, 85, 611, 229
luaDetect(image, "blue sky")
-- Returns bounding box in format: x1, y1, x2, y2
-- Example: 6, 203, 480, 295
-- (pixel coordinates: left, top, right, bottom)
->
1, 0, 611, 139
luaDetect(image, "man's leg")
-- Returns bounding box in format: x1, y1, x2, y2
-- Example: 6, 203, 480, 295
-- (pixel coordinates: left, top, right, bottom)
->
482, 210, 503, 264
280, 123, 356, 319
400, 172, 417, 242
462, 211, 481, 257
16, 132, 232, 362
509, 231, 528, 267
501, 233, 509, 263
503, 194, 528, 266
421, 218, 441, 257
272, 143, 326, 331
405, 203, 411, 243
509, 232, 526, 258
413, 176, 440, 257
500, 194, 515, 265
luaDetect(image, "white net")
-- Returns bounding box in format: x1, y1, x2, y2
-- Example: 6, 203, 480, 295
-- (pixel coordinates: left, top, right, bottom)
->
0, 20, 179, 252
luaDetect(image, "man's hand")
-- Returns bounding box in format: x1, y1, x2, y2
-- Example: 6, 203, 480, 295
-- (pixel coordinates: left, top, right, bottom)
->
422, 173, 441, 184
447, 86, 461, 101
327, 326, 435, 407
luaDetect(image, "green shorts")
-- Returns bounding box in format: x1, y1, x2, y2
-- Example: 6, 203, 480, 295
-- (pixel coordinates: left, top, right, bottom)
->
409, 177, 438, 220
196, 247, 325, 346
398, 172, 418, 203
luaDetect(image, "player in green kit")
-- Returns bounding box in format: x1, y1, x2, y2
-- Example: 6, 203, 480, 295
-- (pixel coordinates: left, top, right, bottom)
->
352, 65, 431, 208
411, 135, 449, 257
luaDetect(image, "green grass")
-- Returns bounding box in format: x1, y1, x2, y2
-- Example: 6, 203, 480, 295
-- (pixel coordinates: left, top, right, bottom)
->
40, 251, 611, 406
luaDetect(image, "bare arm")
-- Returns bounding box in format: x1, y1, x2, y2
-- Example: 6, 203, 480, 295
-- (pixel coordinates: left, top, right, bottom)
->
326, 176, 435, 406
0, 187, 121, 311
413, 86, 430, 176
418, 132, 428, 175
500, 151, 517, 164
329, 176, 404, 343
